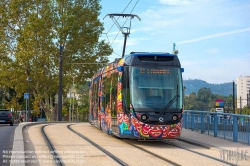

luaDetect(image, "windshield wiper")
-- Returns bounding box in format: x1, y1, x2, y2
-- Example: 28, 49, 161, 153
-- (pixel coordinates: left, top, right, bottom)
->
159, 95, 179, 115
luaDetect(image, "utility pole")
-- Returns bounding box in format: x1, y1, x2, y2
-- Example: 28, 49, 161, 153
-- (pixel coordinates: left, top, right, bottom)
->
58, 46, 63, 121
240, 96, 242, 114
248, 90, 250, 107
247, 94, 249, 107
233, 81, 235, 114
27, 77, 32, 121
69, 90, 71, 122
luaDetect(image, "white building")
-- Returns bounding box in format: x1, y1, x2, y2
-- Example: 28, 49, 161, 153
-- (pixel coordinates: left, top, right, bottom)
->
236, 76, 250, 108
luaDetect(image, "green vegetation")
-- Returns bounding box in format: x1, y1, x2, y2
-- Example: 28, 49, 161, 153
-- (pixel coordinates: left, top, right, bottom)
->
0, 0, 112, 121
184, 87, 250, 114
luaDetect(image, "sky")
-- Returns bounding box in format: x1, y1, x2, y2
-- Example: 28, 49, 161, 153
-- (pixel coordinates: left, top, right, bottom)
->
99, 0, 250, 84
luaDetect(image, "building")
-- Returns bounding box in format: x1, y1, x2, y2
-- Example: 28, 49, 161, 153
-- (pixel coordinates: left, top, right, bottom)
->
236, 76, 250, 108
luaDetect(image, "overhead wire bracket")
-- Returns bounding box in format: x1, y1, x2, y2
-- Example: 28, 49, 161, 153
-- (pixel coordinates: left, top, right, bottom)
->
103, 13, 141, 57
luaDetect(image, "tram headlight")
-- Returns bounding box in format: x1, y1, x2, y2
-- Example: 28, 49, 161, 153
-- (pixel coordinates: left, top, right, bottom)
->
141, 114, 148, 121
172, 115, 178, 121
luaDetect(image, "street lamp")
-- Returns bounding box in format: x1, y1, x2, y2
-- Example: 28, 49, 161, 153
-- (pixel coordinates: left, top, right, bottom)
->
67, 90, 74, 122
58, 46, 63, 121
27, 77, 32, 122
75, 94, 80, 122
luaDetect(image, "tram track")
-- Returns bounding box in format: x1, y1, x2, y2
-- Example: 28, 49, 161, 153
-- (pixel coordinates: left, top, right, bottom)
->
68, 124, 180, 165
41, 125, 64, 166
121, 138, 234, 166
161, 139, 237, 166
121, 139, 181, 166
22, 123, 249, 166
119, 138, 238, 166
69, 124, 223, 166
37, 123, 129, 165
67, 124, 129, 166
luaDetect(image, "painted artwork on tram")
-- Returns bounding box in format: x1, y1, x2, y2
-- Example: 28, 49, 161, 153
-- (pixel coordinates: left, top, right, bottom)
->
89, 52, 184, 139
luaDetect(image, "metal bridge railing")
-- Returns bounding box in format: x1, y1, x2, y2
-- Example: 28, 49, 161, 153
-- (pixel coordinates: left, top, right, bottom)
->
183, 110, 250, 145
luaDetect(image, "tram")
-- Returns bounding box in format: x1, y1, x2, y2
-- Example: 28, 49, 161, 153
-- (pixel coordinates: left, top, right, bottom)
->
89, 52, 184, 139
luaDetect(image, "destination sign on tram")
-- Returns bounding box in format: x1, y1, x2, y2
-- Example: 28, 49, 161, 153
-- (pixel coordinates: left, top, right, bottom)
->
139, 69, 170, 74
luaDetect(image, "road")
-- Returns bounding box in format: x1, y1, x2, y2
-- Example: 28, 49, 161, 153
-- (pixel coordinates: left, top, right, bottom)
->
0, 124, 18, 166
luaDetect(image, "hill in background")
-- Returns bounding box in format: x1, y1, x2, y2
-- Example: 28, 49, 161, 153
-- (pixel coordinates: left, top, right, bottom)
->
183, 79, 233, 96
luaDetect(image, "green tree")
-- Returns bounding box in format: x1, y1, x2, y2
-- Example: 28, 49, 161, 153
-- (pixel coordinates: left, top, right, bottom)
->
237, 106, 250, 115
184, 87, 236, 112
184, 92, 199, 110
76, 83, 89, 122
0, 0, 112, 121
197, 87, 212, 103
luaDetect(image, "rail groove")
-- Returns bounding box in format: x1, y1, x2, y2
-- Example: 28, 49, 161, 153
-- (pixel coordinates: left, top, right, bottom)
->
67, 124, 129, 166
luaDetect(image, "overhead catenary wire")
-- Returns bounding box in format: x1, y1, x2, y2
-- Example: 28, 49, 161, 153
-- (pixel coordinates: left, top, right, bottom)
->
103, 0, 133, 46
103, 0, 140, 57
110, 0, 140, 46
109, 0, 140, 45
105, 0, 133, 34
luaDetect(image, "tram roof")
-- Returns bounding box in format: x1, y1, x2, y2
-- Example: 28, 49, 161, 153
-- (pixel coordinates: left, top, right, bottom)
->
125, 52, 176, 57
122, 52, 180, 66
90, 52, 181, 82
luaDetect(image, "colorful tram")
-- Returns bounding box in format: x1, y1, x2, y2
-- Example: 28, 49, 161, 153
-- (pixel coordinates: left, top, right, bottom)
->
89, 52, 184, 139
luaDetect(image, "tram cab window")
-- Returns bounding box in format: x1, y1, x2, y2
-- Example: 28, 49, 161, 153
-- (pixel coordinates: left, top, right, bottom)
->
130, 66, 183, 111
130, 76, 145, 107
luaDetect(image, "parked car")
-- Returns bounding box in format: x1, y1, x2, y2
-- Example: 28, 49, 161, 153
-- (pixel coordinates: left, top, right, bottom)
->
0, 109, 13, 126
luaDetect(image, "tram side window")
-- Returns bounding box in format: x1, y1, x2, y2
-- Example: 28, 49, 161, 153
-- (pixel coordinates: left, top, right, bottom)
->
111, 72, 118, 117
102, 71, 119, 117
123, 66, 130, 108
102, 76, 111, 111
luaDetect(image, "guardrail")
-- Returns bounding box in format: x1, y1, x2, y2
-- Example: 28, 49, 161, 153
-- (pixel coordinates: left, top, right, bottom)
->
183, 110, 250, 145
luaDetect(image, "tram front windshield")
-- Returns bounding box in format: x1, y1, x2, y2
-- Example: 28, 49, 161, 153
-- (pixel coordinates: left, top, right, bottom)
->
130, 66, 183, 112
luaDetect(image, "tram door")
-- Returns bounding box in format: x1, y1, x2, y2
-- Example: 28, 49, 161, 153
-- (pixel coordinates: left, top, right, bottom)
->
91, 79, 100, 125
111, 72, 118, 133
